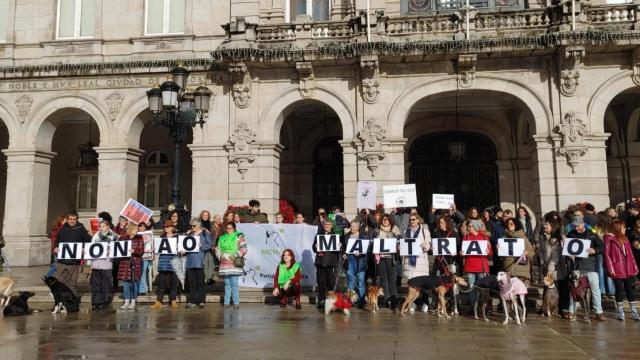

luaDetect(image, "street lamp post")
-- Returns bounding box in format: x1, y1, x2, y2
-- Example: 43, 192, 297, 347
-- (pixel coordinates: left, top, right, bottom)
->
146, 65, 212, 231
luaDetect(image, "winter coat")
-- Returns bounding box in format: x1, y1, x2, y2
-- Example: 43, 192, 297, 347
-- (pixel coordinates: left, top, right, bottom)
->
432, 229, 460, 273
538, 231, 568, 281
312, 230, 342, 268
56, 222, 91, 265
402, 225, 431, 279
377, 225, 401, 259
242, 211, 268, 224
185, 230, 213, 269
460, 218, 488, 237
215, 231, 248, 276
463, 232, 492, 274
566, 229, 603, 272
603, 234, 639, 279
501, 229, 534, 280
117, 235, 144, 281
517, 216, 534, 243
89, 230, 118, 270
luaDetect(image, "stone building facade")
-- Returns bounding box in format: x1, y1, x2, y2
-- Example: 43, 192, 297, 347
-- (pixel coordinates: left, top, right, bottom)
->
0, 0, 639, 265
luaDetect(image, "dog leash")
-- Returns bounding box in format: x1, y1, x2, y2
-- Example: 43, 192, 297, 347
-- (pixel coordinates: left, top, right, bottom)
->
1, 253, 12, 274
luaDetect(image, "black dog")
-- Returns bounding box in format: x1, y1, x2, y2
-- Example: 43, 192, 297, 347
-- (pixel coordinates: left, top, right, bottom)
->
3, 291, 35, 316
472, 275, 499, 321
43, 276, 80, 313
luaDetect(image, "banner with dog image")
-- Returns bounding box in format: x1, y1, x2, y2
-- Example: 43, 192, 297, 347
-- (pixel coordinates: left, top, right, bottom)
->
236, 224, 318, 289
119, 198, 153, 225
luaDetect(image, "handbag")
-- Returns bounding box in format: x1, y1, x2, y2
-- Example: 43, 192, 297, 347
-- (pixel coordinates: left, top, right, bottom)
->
233, 256, 245, 268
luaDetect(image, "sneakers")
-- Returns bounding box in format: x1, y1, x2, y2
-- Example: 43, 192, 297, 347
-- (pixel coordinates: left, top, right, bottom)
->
421, 304, 429, 313
150, 301, 162, 309
233, 305, 240, 310
185, 303, 197, 309
120, 300, 130, 310
630, 302, 639, 321
616, 302, 625, 321
127, 300, 136, 311
198, 303, 205, 309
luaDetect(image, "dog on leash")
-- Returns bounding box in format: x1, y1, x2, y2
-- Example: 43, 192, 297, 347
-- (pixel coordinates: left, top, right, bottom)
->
471, 275, 499, 322
497, 272, 528, 325
3, 291, 36, 316
367, 286, 384, 313
400, 274, 468, 318
325, 290, 358, 316
541, 273, 559, 318
43, 276, 80, 314
568, 270, 591, 323
0, 276, 15, 311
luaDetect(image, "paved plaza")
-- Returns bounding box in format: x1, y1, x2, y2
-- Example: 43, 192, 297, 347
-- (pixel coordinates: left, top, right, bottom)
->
0, 302, 638, 360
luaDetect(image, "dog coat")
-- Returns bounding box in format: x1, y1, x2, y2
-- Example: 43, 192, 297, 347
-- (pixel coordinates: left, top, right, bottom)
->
333, 292, 353, 310
499, 277, 528, 299
569, 276, 590, 300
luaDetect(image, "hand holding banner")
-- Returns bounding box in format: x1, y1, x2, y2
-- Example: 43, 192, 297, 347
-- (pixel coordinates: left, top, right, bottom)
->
462, 240, 489, 256
178, 235, 200, 253
399, 238, 423, 256
432, 194, 455, 209
431, 238, 456, 256
346, 238, 371, 255
317, 234, 340, 252
562, 238, 591, 258
497, 238, 525, 257
373, 238, 397, 254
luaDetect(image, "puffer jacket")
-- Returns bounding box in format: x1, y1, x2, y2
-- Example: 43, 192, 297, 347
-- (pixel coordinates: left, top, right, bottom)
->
604, 234, 639, 279
185, 230, 213, 269
463, 232, 492, 273
117, 235, 144, 281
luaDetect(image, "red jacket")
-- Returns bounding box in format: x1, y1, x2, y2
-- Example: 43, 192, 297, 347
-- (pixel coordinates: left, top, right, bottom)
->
463, 232, 492, 274
604, 234, 639, 279
117, 236, 144, 281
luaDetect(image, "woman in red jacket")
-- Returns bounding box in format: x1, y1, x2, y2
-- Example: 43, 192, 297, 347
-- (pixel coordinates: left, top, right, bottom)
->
462, 222, 492, 310
117, 225, 145, 311
604, 219, 639, 320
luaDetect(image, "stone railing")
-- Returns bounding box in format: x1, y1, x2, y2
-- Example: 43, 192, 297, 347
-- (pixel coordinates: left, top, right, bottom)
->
585, 3, 638, 30
474, 8, 551, 31
256, 23, 297, 42
310, 20, 355, 39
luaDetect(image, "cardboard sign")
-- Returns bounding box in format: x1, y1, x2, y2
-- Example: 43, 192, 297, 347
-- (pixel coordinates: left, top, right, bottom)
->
462, 240, 489, 256
399, 238, 423, 256
316, 234, 340, 252
383, 184, 418, 208
84, 242, 108, 260
345, 238, 371, 255
58, 243, 84, 260
432, 194, 455, 209
89, 218, 103, 234
372, 238, 397, 254
139, 231, 154, 255
357, 181, 377, 210
562, 238, 591, 258
109, 240, 132, 258
431, 238, 457, 256
178, 235, 200, 253
119, 198, 153, 225
498, 238, 525, 257
154, 237, 178, 255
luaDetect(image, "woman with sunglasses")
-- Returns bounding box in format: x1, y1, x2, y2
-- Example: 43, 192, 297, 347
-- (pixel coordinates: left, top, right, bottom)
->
501, 218, 534, 286
215, 222, 248, 308
402, 215, 432, 313
184, 218, 213, 309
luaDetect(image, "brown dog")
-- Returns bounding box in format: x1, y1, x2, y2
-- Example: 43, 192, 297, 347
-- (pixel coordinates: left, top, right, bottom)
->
542, 273, 559, 318
400, 275, 468, 318
367, 286, 384, 313
0, 276, 15, 311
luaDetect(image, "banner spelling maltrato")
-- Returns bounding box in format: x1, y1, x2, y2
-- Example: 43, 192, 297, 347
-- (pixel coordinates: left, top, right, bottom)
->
236, 224, 318, 289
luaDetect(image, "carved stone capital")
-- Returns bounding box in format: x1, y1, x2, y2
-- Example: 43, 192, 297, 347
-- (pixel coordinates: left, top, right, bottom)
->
559, 46, 585, 97
104, 92, 124, 121
357, 118, 386, 175
457, 54, 477, 89
225, 122, 257, 178
295, 62, 315, 99
228, 62, 251, 108
15, 95, 33, 124
360, 55, 380, 104
554, 111, 588, 173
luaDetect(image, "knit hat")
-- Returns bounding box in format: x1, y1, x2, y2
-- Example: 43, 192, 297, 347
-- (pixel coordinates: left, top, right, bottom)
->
584, 203, 595, 212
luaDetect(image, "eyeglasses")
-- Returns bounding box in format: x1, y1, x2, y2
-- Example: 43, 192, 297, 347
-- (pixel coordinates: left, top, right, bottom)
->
191, 225, 197, 228
410, 218, 418, 221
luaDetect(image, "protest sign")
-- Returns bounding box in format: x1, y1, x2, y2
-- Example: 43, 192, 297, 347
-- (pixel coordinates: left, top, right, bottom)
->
139, 231, 154, 260
346, 238, 371, 255
84, 242, 108, 260
562, 238, 591, 258
89, 218, 102, 234
432, 194, 455, 209
178, 235, 200, 253
109, 240, 132, 258
119, 199, 153, 225
431, 238, 457, 256
497, 238, 525, 257
372, 238, 397, 254
154, 237, 178, 255
58, 243, 84, 260
383, 184, 417, 208
399, 238, 423, 256
462, 240, 489, 256
357, 181, 377, 210
316, 234, 340, 252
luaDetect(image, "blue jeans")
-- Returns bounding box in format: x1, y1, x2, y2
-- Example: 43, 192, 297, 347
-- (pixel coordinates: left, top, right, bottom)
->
224, 275, 240, 305
466, 273, 486, 307
347, 255, 367, 304
46, 263, 57, 277
138, 260, 152, 293
122, 281, 138, 300
571, 271, 603, 315
596, 255, 615, 295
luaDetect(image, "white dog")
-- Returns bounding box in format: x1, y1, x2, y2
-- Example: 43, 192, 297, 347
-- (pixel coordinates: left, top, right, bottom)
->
497, 271, 528, 325
0, 276, 15, 311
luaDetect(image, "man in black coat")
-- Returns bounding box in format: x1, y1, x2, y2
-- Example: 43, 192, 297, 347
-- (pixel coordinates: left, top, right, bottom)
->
312, 221, 343, 308
53, 211, 91, 295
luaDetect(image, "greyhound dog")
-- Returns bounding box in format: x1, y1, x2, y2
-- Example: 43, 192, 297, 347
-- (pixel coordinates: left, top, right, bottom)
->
542, 273, 559, 318
497, 272, 528, 325
400, 274, 468, 318
569, 270, 591, 323
471, 275, 499, 322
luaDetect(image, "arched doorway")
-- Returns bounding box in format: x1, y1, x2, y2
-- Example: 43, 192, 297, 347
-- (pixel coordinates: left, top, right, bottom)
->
279, 100, 343, 218
0, 121, 8, 234
410, 132, 499, 214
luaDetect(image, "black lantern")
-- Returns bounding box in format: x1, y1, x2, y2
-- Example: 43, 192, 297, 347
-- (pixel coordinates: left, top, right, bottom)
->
194, 85, 212, 112
78, 120, 98, 168
146, 87, 162, 114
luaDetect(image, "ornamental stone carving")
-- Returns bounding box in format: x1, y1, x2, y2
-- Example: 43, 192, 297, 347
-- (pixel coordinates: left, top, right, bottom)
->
15, 95, 33, 124
360, 55, 380, 104
457, 54, 477, 89
295, 62, 315, 99
559, 46, 585, 97
555, 111, 588, 173
228, 62, 251, 108
357, 118, 386, 176
225, 122, 257, 178
104, 92, 124, 121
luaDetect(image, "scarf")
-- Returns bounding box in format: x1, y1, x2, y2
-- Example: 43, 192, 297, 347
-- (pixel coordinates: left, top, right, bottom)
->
404, 225, 422, 266
97, 230, 116, 242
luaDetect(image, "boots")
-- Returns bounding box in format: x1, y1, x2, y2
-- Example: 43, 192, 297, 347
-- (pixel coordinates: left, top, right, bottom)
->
616, 302, 625, 320
630, 302, 639, 320
171, 300, 178, 309
295, 298, 302, 310
120, 299, 130, 310
150, 301, 162, 309
279, 296, 287, 308
128, 299, 136, 311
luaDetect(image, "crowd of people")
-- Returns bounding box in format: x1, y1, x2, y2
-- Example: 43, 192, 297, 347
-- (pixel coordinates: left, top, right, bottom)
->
40, 197, 640, 321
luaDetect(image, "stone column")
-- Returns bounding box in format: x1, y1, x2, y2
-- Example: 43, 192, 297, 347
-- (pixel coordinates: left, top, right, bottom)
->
2, 149, 55, 266
95, 147, 144, 218
189, 144, 230, 218
532, 135, 559, 215
342, 140, 358, 219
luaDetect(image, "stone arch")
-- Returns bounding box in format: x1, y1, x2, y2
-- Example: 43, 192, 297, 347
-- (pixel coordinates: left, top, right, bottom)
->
259, 85, 357, 142
117, 94, 149, 148
626, 107, 640, 144
387, 74, 552, 139
587, 71, 636, 134
28, 94, 110, 151
0, 100, 19, 145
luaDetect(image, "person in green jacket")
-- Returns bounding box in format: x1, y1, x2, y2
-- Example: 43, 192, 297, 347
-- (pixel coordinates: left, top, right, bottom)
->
272, 249, 302, 309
